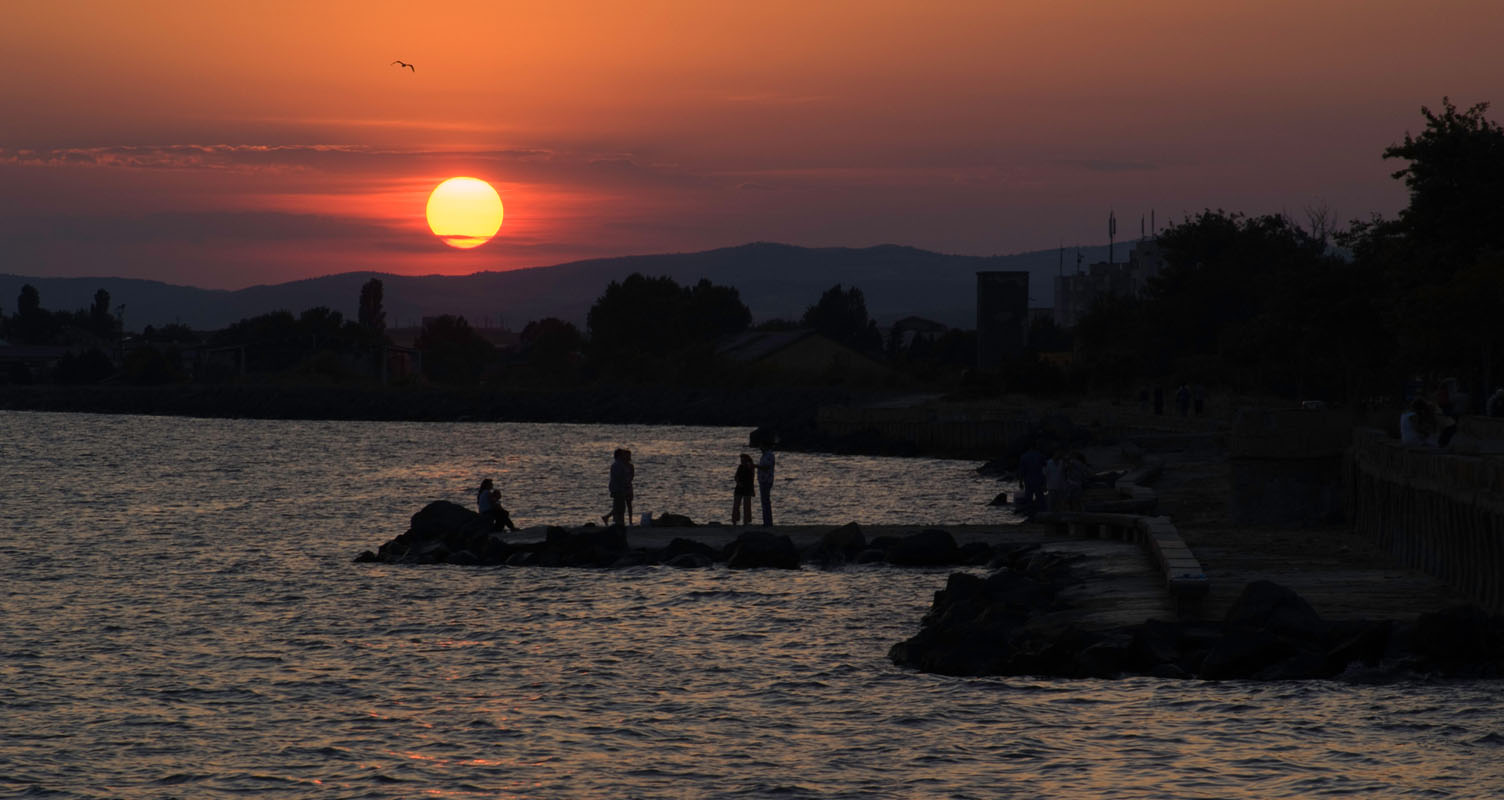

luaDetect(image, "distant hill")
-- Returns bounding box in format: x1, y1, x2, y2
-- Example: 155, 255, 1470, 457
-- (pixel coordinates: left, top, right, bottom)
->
0, 242, 1120, 332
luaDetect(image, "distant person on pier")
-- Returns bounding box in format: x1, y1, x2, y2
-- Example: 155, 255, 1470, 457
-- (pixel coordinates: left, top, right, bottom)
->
476, 478, 518, 532
732, 453, 755, 525
1175, 383, 1191, 417
757, 439, 776, 526
1017, 444, 1046, 509
1044, 450, 1067, 511
1064, 452, 1090, 511
606, 448, 634, 527
1192, 384, 1206, 416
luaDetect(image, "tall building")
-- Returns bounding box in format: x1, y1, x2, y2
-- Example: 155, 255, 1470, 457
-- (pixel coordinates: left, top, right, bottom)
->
1052, 239, 1166, 328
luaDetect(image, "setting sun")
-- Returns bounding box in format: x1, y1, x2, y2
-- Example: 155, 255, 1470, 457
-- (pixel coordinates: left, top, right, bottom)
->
426, 177, 504, 249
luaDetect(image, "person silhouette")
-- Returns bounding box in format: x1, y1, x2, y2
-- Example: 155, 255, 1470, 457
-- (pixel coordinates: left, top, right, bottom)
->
605, 448, 634, 527
732, 453, 755, 525
476, 478, 518, 532
757, 441, 776, 526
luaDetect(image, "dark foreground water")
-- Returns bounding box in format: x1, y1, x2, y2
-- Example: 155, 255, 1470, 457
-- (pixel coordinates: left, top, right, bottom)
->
3, 411, 1503, 798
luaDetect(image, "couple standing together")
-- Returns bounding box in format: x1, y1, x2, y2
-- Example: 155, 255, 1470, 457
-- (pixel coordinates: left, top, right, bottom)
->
732, 444, 776, 527
604, 442, 776, 528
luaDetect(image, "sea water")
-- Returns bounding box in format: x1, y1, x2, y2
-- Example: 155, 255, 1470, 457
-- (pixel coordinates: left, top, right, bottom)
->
2, 410, 1502, 798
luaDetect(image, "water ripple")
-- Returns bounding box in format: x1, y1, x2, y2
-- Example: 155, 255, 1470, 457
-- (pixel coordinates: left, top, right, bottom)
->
3, 412, 1504, 798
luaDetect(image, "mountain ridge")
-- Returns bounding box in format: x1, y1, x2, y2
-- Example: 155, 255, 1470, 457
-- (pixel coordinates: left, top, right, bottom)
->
0, 241, 1121, 331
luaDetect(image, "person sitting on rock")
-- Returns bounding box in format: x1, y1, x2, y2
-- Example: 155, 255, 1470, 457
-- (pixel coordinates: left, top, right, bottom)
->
476, 478, 518, 532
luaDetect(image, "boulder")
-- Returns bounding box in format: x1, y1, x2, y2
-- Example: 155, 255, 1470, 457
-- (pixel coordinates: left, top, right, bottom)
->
409, 500, 492, 541
1225, 580, 1328, 643
886, 529, 961, 566
804, 522, 867, 568
659, 537, 720, 563
1408, 606, 1504, 674
653, 513, 696, 528
725, 531, 800, 569
1198, 628, 1297, 680
544, 526, 630, 566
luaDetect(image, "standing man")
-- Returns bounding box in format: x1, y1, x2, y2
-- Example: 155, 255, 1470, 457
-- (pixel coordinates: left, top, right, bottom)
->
607, 448, 633, 527
1017, 443, 1046, 509
757, 438, 776, 527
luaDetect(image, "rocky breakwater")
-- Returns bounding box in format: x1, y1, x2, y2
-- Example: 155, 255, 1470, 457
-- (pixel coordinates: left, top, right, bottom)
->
891, 565, 1504, 680
357, 501, 1008, 570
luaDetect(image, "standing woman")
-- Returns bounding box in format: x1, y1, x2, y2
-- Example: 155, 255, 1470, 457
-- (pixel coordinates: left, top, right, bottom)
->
732, 453, 755, 525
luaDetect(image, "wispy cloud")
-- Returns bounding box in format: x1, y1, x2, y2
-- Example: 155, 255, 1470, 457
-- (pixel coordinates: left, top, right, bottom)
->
1054, 158, 1164, 173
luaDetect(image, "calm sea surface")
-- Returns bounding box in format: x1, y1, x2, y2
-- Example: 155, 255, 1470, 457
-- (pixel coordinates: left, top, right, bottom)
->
2, 410, 1503, 799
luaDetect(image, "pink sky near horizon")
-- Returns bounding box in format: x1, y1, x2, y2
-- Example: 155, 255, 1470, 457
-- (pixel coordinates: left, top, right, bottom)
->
3, 0, 1503, 290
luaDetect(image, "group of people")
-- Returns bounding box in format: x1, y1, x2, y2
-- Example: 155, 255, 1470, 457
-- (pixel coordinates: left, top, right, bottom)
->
1016, 445, 1090, 512
732, 445, 777, 526
1398, 378, 1504, 448
472, 440, 779, 533
1138, 383, 1206, 416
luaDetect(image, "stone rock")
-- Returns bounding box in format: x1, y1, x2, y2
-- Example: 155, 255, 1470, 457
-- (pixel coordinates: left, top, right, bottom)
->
659, 537, 720, 563
988, 492, 1010, 506
665, 553, 714, 569
539, 526, 629, 566
653, 513, 696, 528
409, 500, 492, 541
1198, 628, 1297, 680
805, 522, 867, 568
958, 542, 994, 565
1225, 580, 1328, 643
609, 551, 650, 568
1408, 606, 1504, 674
886, 529, 961, 566
1322, 620, 1391, 674
725, 531, 800, 570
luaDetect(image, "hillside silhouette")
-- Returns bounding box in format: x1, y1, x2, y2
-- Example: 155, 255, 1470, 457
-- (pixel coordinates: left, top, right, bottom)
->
0, 242, 1114, 331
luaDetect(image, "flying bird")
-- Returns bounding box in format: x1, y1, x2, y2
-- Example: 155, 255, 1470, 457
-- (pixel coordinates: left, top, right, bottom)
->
390, 60, 415, 72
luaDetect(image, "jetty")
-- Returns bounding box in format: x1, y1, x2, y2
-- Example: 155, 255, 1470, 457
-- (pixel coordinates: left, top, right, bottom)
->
357, 401, 1504, 680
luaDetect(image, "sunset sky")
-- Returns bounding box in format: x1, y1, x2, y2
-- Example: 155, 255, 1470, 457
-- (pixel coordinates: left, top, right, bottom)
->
3, 0, 1503, 289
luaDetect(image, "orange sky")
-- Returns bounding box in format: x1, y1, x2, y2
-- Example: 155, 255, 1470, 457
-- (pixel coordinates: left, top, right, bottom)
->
3, 0, 1503, 289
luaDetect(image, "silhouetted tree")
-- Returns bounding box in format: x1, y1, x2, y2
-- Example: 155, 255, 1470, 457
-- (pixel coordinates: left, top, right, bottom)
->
518, 317, 583, 382
586, 273, 752, 378
11, 284, 51, 344
802, 284, 883, 354
358, 278, 386, 333
415, 314, 496, 384
1071, 210, 1373, 396
55, 348, 115, 384
88, 290, 114, 339
121, 345, 186, 385
1342, 98, 1504, 389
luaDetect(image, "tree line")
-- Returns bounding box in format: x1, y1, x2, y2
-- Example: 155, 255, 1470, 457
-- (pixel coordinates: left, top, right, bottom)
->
1, 270, 970, 388
1068, 98, 1504, 405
